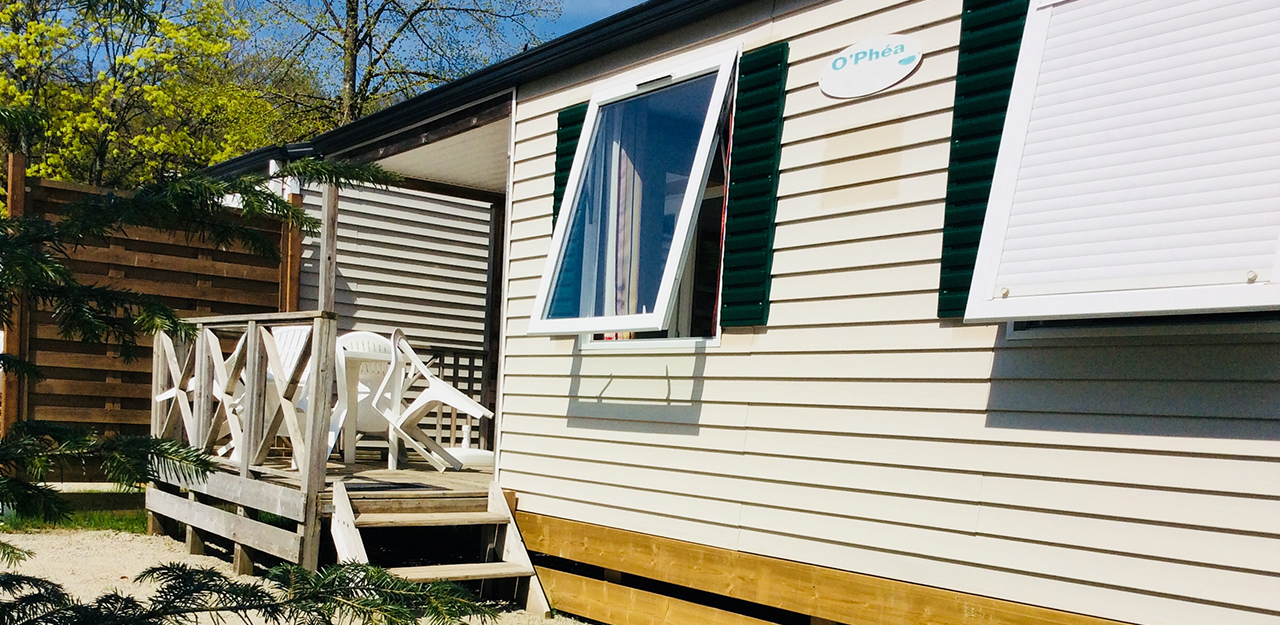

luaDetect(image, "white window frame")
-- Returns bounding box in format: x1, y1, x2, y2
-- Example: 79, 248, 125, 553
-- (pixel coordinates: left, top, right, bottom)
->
526, 48, 739, 336
964, 0, 1280, 323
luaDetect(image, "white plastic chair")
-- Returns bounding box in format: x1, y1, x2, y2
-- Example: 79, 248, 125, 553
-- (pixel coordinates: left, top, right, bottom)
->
386, 329, 495, 470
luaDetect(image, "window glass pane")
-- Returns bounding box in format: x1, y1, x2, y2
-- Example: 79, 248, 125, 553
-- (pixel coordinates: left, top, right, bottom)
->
547, 73, 718, 320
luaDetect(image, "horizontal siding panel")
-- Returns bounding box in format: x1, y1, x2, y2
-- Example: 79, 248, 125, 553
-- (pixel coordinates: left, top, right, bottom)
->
772, 231, 940, 274
767, 293, 941, 326
769, 0, 958, 56
774, 172, 948, 224
499, 471, 743, 535
511, 175, 555, 203
502, 350, 993, 380
989, 379, 1280, 420
779, 111, 955, 173
975, 506, 1280, 574
774, 204, 945, 248
502, 376, 992, 411
499, 428, 985, 503
748, 429, 1280, 497
508, 214, 552, 241
747, 322, 999, 353
512, 490, 740, 552
769, 263, 940, 301
979, 476, 1280, 537
501, 452, 983, 533
781, 81, 956, 146
776, 142, 952, 198
512, 132, 557, 163
746, 405, 1280, 459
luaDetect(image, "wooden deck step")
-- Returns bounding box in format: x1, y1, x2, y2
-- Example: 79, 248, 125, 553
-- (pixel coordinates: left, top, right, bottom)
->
387, 561, 534, 582
354, 511, 509, 528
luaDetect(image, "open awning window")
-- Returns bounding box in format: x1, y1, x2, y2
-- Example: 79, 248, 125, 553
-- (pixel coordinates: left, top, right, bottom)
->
965, 0, 1280, 323
527, 50, 738, 335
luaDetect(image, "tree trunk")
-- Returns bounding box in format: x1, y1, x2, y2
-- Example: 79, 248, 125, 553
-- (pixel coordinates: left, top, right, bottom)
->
340, 0, 360, 124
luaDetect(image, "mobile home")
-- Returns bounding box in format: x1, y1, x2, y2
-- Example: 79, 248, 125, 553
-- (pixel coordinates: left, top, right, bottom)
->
178, 0, 1280, 623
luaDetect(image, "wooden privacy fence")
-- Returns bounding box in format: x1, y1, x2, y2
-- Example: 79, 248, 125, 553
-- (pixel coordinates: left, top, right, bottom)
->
148, 311, 336, 572
0, 170, 299, 435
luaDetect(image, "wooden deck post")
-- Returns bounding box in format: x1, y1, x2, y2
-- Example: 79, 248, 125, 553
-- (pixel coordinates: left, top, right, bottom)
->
2, 153, 29, 437
234, 320, 267, 575
299, 314, 336, 570
317, 184, 339, 313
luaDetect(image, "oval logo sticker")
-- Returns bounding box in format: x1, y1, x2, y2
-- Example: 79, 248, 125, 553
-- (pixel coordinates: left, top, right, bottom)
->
819, 34, 923, 99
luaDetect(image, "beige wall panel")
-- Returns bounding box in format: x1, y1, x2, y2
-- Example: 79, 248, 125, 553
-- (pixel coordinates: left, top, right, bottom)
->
512, 111, 558, 142
769, 0, 955, 46
767, 293, 941, 326
978, 476, 1280, 535
775, 172, 948, 224
500, 452, 984, 533
499, 471, 744, 533
774, 204, 944, 248
507, 257, 548, 282
776, 142, 951, 198
743, 404, 1280, 457
513, 132, 557, 163
774, 236, 941, 281
512, 153, 556, 185
512, 489, 744, 551
748, 322, 998, 353
769, 262, 939, 301
780, 82, 955, 145
508, 237, 550, 263
511, 175, 554, 203
747, 429, 1279, 496
508, 214, 552, 241
503, 375, 992, 411
498, 429, 986, 506
780, 112, 955, 174
975, 505, 1279, 574
502, 349, 993, 380
502, 335, 577, 357
500, 397, 752, 428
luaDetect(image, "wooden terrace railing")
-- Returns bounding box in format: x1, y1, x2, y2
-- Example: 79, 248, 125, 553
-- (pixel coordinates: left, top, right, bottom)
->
147, 310, 337, 572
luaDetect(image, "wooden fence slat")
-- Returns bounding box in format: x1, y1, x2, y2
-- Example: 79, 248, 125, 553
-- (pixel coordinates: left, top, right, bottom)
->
146, 487, 302, 561
18, 178, 288, 433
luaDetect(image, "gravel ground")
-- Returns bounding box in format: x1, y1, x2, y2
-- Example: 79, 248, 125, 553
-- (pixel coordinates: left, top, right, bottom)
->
4, 529, 580, 624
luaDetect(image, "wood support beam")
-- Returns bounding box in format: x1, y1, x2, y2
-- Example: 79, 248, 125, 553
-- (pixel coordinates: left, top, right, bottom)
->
516, 513, 1127, 625
278, 194, 304, 312
537, 567, 772, 625
2, 153, 28, 436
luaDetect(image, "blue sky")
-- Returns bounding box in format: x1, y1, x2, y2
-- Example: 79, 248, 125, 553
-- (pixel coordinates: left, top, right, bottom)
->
543, 0, 649, 38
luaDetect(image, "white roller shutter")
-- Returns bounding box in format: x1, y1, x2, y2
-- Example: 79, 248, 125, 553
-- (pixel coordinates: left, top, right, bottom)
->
965, 0, 1280, 322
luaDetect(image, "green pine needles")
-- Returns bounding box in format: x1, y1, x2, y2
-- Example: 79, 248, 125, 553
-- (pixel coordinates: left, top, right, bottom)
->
0, 561, 496, 625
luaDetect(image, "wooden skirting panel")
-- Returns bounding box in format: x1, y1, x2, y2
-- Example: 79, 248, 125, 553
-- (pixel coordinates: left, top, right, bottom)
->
517, 512, 1129, 625
537, 566, 772, 625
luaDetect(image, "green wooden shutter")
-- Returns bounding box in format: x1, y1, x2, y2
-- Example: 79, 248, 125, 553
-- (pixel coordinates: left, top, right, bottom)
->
938, 0, 1028, 318
552, 103, 588, 225
721, 41, 789, 327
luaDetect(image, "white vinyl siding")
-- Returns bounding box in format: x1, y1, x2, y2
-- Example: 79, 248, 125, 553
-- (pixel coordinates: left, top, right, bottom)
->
496, 0, 1280, 624
299, 184, 493, 352
966, 0, 1280, 322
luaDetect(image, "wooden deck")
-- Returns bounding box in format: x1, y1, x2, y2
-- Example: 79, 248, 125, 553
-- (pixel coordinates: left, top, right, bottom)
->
230, 455, 494, 516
